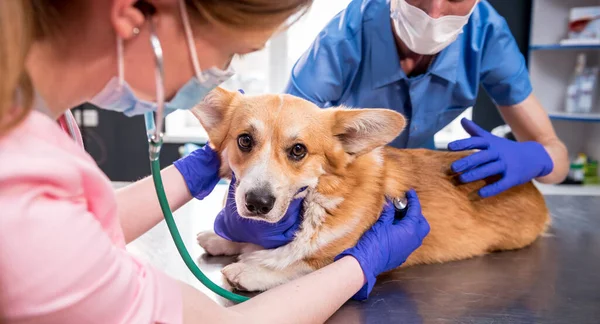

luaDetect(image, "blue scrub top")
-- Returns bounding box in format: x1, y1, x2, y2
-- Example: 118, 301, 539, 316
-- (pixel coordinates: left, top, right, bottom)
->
284, 0, 532, 149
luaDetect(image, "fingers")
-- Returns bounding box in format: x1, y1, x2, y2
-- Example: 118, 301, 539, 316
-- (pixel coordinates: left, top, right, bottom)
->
479, 178, 513, 198
448, 137, 489, 151
403, 189, 429, 239
227, 173, 237, 201
286, 195, 304, 214
203, 141, 213, 151
459, 160, 505, 183
460, 118, 489, 137
405, 189, 421, 217
451, 150, 499, 173
418, 218, 430, 238
378, 199, 396, 224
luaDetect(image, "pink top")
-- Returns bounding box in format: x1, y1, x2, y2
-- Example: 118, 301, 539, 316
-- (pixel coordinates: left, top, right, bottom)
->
0, 110, 182, 323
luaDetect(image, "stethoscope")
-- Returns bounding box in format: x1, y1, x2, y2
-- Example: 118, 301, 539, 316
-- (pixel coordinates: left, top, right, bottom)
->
67, 0, 410, 304
132, 1, 250, 303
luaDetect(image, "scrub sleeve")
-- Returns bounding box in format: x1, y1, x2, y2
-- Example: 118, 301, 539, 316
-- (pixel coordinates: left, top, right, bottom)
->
479, 17, 533, 107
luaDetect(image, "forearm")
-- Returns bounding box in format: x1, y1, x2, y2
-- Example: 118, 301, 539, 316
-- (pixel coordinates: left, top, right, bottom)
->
230, 256, 364, 324
177, 256, 364, 324
117, 165, 192, 243
499, 94, 569, 183
538, 138, 569, 184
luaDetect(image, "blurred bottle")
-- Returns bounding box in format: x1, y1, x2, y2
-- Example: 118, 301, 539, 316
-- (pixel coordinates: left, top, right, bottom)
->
584, 159, 599, 185
568, 153, 587, 184
577, 66, 598, 114
565, 53, 586, 114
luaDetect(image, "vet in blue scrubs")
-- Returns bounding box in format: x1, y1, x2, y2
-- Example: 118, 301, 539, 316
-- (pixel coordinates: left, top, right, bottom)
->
284, 0, 532, 149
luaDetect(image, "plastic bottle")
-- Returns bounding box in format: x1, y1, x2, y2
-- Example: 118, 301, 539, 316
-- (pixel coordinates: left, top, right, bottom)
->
565, 54, 586, 114
577, 66, 598, 114
568, 153, 587, 184
584, 159, 599, 185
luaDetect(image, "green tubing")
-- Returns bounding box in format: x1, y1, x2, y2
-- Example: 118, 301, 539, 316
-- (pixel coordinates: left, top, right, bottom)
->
149, 158, 250, 303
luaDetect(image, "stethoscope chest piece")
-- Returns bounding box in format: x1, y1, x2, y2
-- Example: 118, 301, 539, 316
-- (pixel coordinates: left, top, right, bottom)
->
393, 196, 408, 220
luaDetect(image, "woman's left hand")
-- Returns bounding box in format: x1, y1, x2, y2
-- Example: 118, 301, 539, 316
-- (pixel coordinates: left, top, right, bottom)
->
173, 143, 221, 200
448, 118, 554, 198
213, 174, 305, 249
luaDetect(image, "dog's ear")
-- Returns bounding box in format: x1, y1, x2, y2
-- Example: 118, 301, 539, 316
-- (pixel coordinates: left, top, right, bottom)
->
191, 87, 237, 149
331, 108, 406, 155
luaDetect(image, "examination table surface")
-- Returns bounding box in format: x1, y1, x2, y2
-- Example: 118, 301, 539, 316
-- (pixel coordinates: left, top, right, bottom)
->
127, 186, 600, 323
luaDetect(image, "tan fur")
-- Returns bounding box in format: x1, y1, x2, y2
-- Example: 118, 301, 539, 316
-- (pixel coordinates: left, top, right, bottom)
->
192, 88, 550, 292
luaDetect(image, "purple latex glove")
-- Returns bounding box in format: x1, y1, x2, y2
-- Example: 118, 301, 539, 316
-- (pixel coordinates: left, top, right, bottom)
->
214, 174, 305, 249
173, 143, 221, 200
448, 118, 554, 198
335, 189, 430, 300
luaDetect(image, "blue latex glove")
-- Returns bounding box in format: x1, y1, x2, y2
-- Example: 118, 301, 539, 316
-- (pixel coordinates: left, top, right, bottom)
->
173, 143, 221, 200
448, 118, 553, 198
214, 174, 305, 249
335, 189, 430, 300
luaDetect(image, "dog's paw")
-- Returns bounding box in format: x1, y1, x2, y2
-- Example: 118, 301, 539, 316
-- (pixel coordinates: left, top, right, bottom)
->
221, 262, 277, 292
197, 231, 240, 256
238, 249, 286, 269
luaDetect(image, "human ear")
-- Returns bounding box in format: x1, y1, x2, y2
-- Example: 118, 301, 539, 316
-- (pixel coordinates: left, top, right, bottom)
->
110, 0, 148, 40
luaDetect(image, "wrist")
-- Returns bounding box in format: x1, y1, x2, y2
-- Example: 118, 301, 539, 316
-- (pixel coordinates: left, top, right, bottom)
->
334, 250, 376, 301
526, 141, 554, 177
173, 148, 220, 200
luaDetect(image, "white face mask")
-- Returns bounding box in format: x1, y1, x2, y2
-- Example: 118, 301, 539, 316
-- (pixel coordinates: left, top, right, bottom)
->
391, 0, 478, 55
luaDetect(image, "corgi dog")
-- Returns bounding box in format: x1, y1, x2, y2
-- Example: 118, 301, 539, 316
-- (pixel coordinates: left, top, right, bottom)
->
193, 87, 549, 292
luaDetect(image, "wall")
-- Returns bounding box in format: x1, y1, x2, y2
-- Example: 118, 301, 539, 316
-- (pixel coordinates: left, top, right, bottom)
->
472, 0, 533, 132
76, 104, 181, 182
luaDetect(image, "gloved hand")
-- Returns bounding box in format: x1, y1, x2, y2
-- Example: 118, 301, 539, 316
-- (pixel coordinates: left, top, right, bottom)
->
335, 189, 430, 300
214, 174, 305, 249
448, 118, 554, 198
173, 143, 221, 200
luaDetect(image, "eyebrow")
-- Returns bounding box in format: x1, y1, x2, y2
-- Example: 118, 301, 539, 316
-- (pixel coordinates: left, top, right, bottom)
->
247, 119, 265, 134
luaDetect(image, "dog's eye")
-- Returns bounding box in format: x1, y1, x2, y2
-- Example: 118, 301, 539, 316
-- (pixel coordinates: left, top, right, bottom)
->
289, 144, 307, 160
237, 134, 253, 152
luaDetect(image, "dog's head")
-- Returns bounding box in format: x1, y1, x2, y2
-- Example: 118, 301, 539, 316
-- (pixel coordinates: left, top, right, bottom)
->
192, 87, 405, 223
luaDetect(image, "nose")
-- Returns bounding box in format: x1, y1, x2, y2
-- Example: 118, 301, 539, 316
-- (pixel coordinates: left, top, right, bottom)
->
425, 0, 444, 18
245, 189, 276, 215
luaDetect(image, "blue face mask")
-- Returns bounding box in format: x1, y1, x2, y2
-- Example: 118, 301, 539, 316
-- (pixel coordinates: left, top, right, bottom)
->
89, 64, 234, 117
89, 1, 234, 117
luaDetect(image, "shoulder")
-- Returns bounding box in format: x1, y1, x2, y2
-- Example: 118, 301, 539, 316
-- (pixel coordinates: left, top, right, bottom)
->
471, 0, 507, 26
0, 111, 86, 200
466, 1, 514, 46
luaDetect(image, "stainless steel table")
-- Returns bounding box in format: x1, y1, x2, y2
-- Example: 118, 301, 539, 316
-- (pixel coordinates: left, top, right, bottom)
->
127, 186, 600, 323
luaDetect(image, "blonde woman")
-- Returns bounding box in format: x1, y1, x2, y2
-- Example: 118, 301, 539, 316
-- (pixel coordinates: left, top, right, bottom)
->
0, 1, 429, 323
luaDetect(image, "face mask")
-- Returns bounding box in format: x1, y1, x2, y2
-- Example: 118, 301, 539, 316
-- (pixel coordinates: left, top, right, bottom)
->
89, 0, 234, 117
391, 0, 478, 55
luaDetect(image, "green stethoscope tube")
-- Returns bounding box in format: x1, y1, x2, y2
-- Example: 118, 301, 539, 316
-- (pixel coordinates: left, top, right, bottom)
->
149, 156, 249, 303
141, 9, 249, 303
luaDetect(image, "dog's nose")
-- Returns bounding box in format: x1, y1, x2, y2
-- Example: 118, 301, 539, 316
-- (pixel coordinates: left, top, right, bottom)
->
245, 190, 276, 215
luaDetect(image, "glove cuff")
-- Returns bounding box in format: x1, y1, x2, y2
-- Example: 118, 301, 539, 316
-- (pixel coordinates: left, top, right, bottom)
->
173, 146, 220, 200
528, 141, 554, 177
334, 251, 376, 301
213, 209, 235, 241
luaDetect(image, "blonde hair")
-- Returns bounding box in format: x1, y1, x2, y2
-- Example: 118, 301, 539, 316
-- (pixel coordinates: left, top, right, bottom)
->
0, 1, 35, 136
0, 0, 313, 136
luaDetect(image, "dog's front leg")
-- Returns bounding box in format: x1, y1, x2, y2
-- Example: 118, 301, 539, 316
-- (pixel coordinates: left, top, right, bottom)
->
197, 231, 263, 256
222, 260, 313, 292
221, 239, 318, 291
